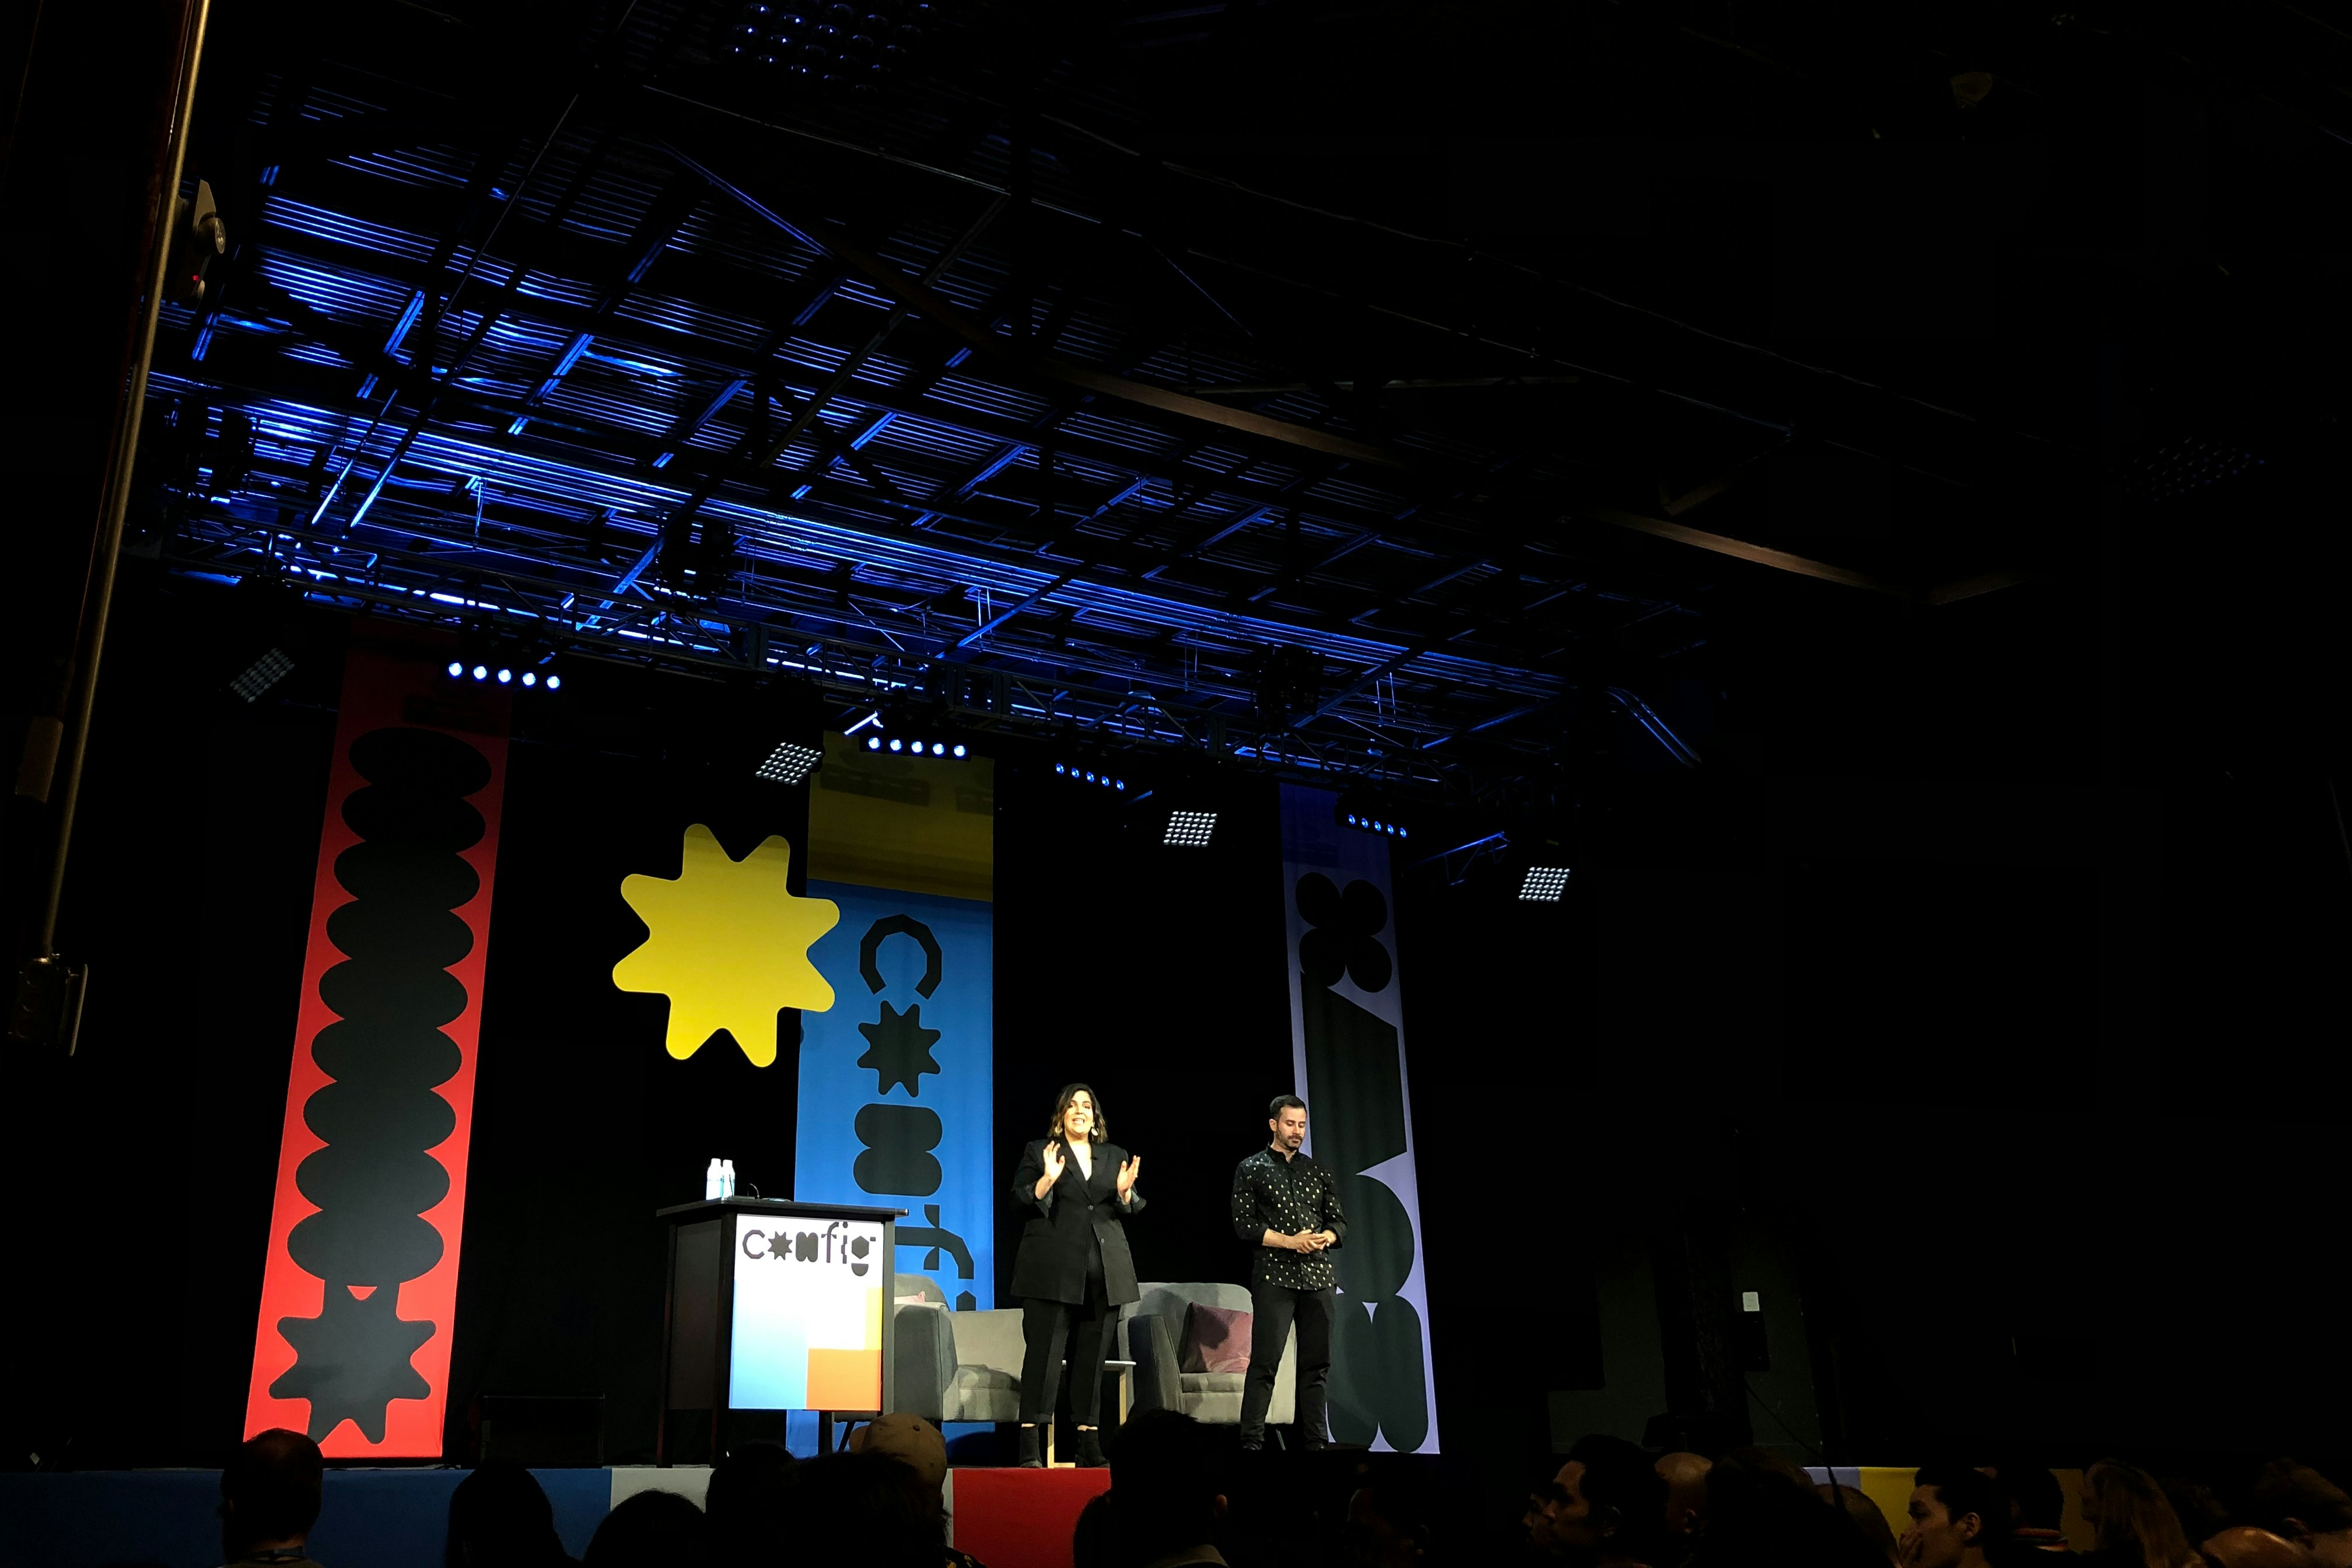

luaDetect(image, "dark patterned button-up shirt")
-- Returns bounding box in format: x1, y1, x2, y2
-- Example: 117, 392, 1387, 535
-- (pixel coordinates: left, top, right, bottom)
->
1230, 1146, 1348, 1290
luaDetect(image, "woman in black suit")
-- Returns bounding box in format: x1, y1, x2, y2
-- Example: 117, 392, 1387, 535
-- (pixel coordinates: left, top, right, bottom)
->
1008, 1082, 1143, 1468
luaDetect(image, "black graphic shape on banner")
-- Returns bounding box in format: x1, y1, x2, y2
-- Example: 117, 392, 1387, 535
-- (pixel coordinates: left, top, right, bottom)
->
1328, 1295, 1430, 1451
1334, 1174, 1415, 1301
856, 1000, 943, 1096
271, 1287, 435, 1444
1293, 864, 1426, 1448
1296, 874, 1392, 993
900, 1201, 977, 1308
1300, 985, 1407, 1177
275, 727, 487, 1441
854, 1103, 943, 1195
860, 915, 943, 997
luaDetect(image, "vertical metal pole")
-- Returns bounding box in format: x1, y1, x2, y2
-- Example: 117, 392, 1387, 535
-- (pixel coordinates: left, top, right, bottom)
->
26, 0, 211, 959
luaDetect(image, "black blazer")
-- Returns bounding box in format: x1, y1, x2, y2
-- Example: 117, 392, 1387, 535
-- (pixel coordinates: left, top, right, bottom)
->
1008, 1138, 1146, 1306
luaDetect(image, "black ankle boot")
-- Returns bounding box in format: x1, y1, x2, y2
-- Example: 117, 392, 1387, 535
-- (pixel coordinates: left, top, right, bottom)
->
1017, 1425, 1045, 1468
1074, 1427, 1107, 1468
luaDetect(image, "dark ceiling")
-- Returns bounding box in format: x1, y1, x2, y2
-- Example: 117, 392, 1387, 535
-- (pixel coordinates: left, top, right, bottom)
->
118, 0, 2349, 804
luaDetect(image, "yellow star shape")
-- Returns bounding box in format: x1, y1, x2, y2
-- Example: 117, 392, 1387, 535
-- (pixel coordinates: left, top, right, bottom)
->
613, 824, 840, 1067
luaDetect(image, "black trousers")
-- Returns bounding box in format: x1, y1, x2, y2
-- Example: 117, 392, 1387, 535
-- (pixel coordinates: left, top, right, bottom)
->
1019, 1262, 1114, 1424
1239, 1279, 1335, 1445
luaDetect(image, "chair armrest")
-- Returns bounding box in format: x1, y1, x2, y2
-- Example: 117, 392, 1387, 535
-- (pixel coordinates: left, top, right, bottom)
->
890, 1303, 953, 1423
1126, 1312, 1184, 1413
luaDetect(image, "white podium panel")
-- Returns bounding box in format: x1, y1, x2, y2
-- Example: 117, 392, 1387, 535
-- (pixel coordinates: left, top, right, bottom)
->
727, 1212, 889, 1412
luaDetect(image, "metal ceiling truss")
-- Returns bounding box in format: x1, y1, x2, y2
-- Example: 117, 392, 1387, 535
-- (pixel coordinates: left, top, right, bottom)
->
141, 15, 2029, 799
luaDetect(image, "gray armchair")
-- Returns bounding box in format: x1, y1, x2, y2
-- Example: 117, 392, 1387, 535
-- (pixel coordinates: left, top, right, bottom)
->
1120, 1281, 1294, 1427
890, 1275, 1026, 1424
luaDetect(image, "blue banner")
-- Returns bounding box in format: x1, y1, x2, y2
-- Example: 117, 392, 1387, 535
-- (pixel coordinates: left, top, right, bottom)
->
794, 880, 994, 1310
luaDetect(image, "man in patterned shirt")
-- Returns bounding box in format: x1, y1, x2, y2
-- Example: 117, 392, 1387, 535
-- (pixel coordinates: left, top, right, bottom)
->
1228, 1093, 1346, 1451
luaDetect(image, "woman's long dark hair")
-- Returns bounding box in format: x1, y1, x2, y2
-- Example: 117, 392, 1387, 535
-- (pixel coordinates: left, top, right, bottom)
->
2085, 1459, 2199, 1568
1046, 1082, 1106, 1144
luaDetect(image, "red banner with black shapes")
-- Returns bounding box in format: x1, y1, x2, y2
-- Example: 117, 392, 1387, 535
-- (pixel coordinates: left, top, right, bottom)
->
243, 625, 508, 1457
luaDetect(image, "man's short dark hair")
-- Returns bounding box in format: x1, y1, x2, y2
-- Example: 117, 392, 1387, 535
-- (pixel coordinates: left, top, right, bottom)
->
1268, 1094, 1306, 1119
222, 1429, 324, 1552
1994, 1462, 2066, 1532
1112, 1409, 1220, 1555
1916, 1464, 2008, 1541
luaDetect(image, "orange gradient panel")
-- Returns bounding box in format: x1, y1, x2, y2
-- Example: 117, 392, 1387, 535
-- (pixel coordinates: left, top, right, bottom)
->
805, 1349, 882, 1411
242, 634, 508, 1457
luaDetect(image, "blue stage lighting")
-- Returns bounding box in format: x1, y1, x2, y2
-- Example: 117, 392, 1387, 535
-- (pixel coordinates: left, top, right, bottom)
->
867, 735, 884, 751
522, 671, 537, 687
446, 660, 463, 678
1055, 762, 1067, 774
952, 743, 967, 758
545, 674, 561, 690
496, 668, 512, 684
471, 664, 488, 681
888, 737, 904, 752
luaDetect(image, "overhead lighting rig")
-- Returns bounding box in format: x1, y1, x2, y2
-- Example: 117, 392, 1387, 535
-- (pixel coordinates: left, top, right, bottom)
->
1517, 865, 1572, 902
1051, 758, 1128, 793
1163, 809, 1219, 848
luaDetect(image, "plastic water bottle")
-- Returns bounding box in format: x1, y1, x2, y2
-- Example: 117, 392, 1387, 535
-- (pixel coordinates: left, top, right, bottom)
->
720, 1159, 737, 1200
705, 1158, 722, 1201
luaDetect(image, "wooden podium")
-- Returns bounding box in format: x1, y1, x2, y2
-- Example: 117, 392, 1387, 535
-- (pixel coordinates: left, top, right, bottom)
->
656, 1198, 904, 1463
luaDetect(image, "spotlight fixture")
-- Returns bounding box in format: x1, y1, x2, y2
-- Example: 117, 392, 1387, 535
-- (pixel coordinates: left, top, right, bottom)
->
1164, 810, 1219, 847
1052, 760, 1128, 793
1342, 810, 1408, 840
755, 741, 823, 785
545, 675, 562, 690
472, 664, 489, 681
1518, 866, 1572, 902
446, 660, 464, 678
228, 647, 295, 704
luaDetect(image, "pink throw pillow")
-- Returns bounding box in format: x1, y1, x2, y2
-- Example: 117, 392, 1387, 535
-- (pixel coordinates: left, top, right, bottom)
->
1181, 1304, 1253, 1374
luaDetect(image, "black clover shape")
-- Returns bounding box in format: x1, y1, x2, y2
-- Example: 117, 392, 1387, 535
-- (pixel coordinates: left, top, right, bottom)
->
856, 1000, 943, 1096
1294, 873, 1393, 993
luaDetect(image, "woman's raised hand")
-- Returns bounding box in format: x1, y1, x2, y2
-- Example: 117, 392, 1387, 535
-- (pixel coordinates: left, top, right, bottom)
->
1038, 1140, 1068, 1195
1116, 1154, 1141, 1198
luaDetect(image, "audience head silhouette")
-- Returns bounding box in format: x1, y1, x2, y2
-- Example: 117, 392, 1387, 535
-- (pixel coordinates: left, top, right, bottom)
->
704, 1440, 798, 1566
447, 1462, 569, 1567
2250, 1461, 2352, 1567
2084, 1458, 2201, 1568
220, 1429, 324, 1564
1903, 1464, 2007, 1568
582, 1489, 706, 1568
1541, 1434, 1667, 1566
1656, 1452, 1713, 1539
789, 1450, 944, 1568
1820, 1483, 1899, 1564
1111, 1409, 1224, 1564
